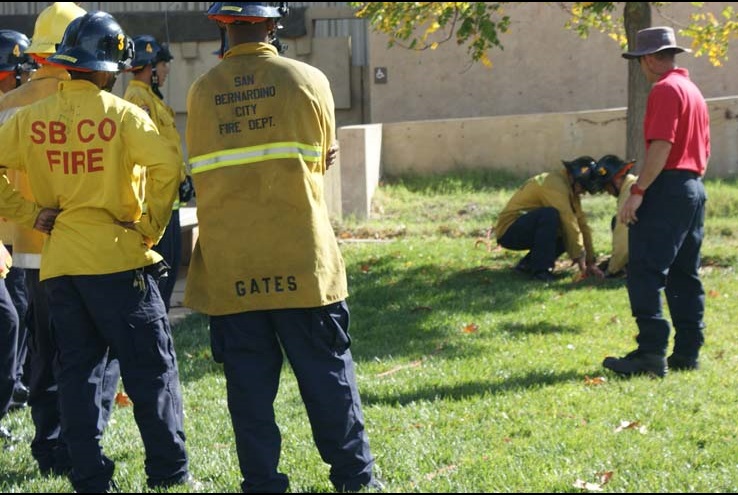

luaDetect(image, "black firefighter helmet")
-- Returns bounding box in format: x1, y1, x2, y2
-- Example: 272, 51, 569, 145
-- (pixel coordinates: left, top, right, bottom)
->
207, 2, 287, 22
562, 156, 597, 193
48, 11, 134, 72
130, 35, 173, 71
591, 154, 636, 193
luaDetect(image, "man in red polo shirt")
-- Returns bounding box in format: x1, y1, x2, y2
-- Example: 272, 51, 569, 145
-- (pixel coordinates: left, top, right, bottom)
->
603, 26, 709, 377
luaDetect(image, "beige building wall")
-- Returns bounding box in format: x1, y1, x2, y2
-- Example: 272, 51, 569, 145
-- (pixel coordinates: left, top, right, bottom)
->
367, 2, 738, 123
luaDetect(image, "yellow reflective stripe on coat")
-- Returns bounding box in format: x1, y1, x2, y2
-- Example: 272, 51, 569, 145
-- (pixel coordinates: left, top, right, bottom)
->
189, 142, 322, 174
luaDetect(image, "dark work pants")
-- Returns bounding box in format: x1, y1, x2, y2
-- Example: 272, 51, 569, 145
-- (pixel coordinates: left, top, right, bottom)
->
210, 301, 375, 493
26, 269, 119, 474
155, 210, 181, 313
46, 270, 188, 492
0, 278, 19, 421
497, 207, 566, 273
627, 171, 706, 358
5, 262, 28, 387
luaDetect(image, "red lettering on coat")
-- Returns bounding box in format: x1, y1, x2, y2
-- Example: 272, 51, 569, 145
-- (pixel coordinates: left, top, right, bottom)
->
48, 121, 66, 144
45, 149, 105, 174
78, 120, 95, 143
31, 121, 46, 144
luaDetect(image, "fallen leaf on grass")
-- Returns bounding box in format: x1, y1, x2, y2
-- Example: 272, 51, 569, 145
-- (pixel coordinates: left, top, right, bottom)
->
614, 420, 647, 434
597, 471, 614, 485
115, 392, 132, 407
572, 471, 614, 492
573, 479, 604, 491
584, 375, 607, 386
462, 323, 479, 334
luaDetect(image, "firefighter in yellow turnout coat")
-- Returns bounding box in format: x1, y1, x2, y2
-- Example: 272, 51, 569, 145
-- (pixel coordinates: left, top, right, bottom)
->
496, 157, 604, 281
124, 34, 190, 312
0, 11, 191, 492
589, 155, 638, 278
185, 53, 344, 312
0, 2, 120, 476
185, 2, 379, 492
0, 28, 32, 433
0, 29, 35, 418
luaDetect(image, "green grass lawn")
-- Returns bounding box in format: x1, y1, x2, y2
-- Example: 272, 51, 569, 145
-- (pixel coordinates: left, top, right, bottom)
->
2, 171, 738, 492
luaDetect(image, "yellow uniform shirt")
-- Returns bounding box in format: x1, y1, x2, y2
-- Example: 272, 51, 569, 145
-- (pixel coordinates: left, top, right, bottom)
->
495, 169, 595, 263
608, 174, 637, 275
123, 79, 186, 210
185, 42, 343, 315
0, 65, 71, 268
0, 79, 181, 280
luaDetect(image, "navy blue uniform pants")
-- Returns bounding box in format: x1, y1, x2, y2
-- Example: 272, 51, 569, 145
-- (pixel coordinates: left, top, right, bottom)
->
45, 269, 189, 492
25, 269, 119, 474
497, 207, 566, 273
155, 210, 182, 313
210, 301, 375, 493
5, 261, 28, 388
627, 171, 706, 358
0, 278, 19, 422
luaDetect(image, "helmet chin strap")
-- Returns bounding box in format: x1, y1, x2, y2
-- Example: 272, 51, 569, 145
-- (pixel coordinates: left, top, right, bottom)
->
151, 65, 163, 99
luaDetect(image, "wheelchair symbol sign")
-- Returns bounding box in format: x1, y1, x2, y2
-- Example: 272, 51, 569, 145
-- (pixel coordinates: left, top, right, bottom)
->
374, 67, 388, 84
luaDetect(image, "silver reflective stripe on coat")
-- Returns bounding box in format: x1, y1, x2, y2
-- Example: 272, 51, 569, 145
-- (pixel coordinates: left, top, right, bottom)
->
189, 142, 322, 174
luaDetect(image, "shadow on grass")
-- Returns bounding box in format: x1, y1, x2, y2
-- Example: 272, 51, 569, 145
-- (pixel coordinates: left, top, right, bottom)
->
169, 254, 635, 384
346, 252, 618, 362
361, 369, 583, 407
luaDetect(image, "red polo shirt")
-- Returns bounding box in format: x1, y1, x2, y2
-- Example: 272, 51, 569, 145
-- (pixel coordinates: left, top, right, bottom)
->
643, 68, 710, 175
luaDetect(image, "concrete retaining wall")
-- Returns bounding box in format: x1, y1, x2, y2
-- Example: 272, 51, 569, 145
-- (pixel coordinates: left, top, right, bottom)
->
378, 97, 738, 179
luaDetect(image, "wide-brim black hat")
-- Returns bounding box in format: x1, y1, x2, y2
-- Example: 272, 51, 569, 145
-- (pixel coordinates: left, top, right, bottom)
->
622, 26, 691, 59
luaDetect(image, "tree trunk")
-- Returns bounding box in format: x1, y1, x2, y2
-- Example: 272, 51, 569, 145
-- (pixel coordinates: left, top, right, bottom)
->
623, 3, 652, 169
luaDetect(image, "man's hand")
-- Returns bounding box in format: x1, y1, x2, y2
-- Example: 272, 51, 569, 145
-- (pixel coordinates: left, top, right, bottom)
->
33, 208, 60, 235
586, 263, 605, 280
326, 142, 339, 170
618, 194, 643, 225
